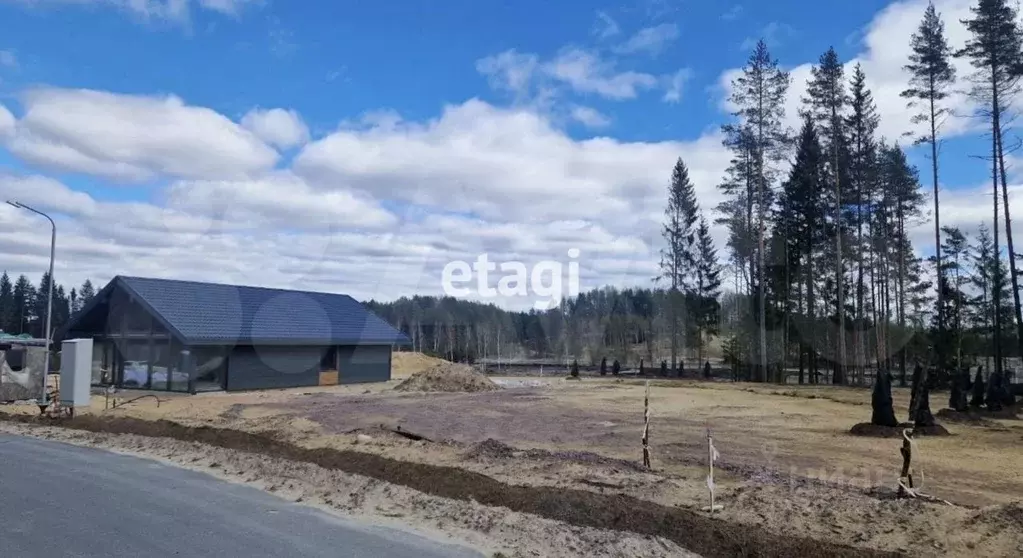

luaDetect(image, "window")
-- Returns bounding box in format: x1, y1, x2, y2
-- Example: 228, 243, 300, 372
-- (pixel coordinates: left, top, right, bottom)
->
320, 346, 338, 371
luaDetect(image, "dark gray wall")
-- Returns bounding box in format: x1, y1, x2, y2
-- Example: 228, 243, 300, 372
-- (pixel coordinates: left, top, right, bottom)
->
338, 345, 391, 384
226, 346, 322, 391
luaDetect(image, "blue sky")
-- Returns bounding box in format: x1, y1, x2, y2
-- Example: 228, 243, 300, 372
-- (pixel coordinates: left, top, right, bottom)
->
0, 0, 1012, 307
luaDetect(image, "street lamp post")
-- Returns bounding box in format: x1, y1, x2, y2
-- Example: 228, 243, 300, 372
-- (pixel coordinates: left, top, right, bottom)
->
6, 200, 55, 408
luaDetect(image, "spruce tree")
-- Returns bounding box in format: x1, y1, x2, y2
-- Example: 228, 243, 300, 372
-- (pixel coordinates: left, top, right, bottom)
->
659, 158, 700, 376
777, 115, 828, 385
79, 279, 96, 305
12, 275, 34, 335
903, 2, 957, 376
724, 39, 791, 382
846, 63, 880, 386
0, 272, 13, 333
693, 217, 722, 364
804, 47, 850, 385
958, 0, 1023, 385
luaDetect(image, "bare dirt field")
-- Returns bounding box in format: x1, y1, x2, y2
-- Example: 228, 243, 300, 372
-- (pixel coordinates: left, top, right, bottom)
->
3, 352, 1023, 557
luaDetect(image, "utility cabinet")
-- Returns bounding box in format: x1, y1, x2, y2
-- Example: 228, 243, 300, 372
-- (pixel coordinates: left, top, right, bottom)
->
60, 338, 93, 408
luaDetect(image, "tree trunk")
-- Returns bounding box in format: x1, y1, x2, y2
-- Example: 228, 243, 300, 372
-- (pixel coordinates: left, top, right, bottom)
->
930, 89, 945, 381
995, 124, 1023, 368
833, 122, 846, 386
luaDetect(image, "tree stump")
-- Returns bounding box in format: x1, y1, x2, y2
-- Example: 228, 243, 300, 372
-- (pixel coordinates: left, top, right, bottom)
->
872, 369, 898, 427
970, 366, 985, 408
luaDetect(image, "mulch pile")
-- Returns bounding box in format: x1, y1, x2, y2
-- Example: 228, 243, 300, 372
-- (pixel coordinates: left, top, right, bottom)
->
1, 411, 902, 558
394, 362, 500, 393
849, 422, 950, 438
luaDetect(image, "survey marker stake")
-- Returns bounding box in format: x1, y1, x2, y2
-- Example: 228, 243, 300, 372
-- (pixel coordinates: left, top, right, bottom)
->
702, 427, 723, 513
642, 380, 651, 468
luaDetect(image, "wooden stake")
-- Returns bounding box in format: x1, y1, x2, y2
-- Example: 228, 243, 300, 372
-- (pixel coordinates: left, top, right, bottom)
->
642, 380, 651, 468
702, 427, 723, 513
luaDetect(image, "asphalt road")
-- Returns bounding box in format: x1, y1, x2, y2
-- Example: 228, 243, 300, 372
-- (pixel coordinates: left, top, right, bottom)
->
0, 434, 484, 558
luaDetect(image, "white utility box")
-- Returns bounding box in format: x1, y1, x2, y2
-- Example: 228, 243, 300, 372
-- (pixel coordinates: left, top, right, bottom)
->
60, 338, 93, 408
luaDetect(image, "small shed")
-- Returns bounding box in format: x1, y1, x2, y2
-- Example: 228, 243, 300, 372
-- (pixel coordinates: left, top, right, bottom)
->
56, 276, 411, 392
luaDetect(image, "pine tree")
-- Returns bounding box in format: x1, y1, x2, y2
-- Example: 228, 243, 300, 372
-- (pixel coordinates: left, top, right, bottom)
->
804, 47, 850, 385
0, 272, 13, 333
903, 2, 957, 377
846, 63, 880, 386
659, 158, 700, 374
724, 38, 791, 382
693, 217, 722, 363
957, 0, 1023, 385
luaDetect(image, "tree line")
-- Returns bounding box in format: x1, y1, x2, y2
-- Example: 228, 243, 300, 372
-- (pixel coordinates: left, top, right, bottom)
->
0, 271, 96, 339
706, 0, 1023, 392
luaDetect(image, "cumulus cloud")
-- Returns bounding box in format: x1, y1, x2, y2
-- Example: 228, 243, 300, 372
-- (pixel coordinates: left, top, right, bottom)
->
4, 87, 278, 181
241, 107, 310, 150
0, 89, 735, 308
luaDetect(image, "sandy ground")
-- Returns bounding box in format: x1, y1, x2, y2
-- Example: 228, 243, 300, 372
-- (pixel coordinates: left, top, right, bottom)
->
4, 352, 1023, 556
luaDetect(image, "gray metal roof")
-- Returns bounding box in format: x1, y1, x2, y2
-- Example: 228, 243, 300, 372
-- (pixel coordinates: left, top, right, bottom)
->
66, 275, 411, 347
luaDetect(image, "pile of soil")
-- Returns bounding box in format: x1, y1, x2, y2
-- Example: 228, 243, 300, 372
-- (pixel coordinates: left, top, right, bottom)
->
393, 362, 500, 393
935, 408, 1004, 428
849, 423, 950, 438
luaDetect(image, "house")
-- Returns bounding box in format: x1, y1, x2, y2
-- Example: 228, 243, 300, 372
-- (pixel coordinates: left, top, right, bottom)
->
56, 276, 411, 392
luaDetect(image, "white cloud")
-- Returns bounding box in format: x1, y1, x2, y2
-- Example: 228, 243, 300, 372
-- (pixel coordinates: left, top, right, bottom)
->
543, 47, 658, 100
0, 50, 16, 68
721, 0, 977, 145
0, 89, 736, 308
662, 69, 691, 103
722, 5, 743, 21
613, 23, 679, 56
0, 102, 14, 139
569, 105, 611, 128
4, 87, 278, 181
241, 107, 310, 150
593, 11, 620, 39
3, 0, 255, 23
295, 99, 731, 226
476, 49, 541, 99
740, 22, 796, 51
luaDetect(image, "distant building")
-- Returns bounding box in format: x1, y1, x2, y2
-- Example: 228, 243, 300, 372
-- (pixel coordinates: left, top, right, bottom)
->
57, 276, 411, 393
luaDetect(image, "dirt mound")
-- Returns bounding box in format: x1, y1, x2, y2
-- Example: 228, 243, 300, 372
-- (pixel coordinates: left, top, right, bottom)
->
0, 412, 899, 558
465, 438, 516, 460
935, 409, 1004, 428
394, 362, 500, 393
391, 351, 452, 379
849, 423, 950, 438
